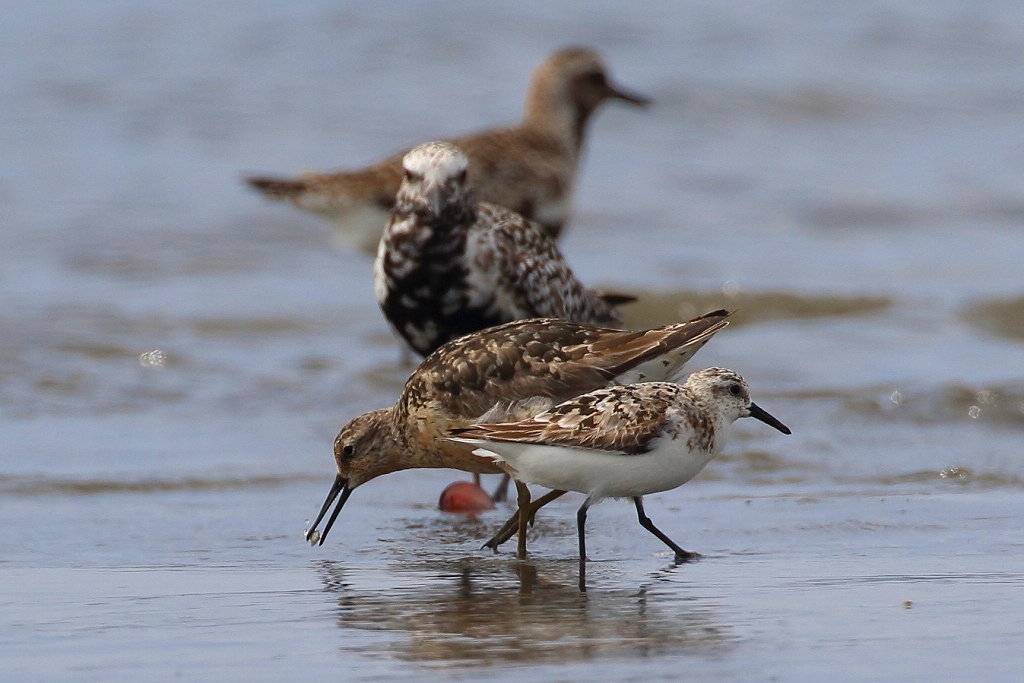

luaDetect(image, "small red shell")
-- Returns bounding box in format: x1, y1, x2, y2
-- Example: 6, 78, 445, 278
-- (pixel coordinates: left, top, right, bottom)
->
438, 481, 496, 514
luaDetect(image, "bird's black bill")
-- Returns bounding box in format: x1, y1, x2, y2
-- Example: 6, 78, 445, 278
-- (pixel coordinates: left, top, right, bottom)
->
748, 403, 792, 435
318, 484, 353, 546
306, 475, 353, 546
607, 83, 652, 107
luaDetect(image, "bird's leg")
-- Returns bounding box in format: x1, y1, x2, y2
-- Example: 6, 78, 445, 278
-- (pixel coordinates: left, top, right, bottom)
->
633, 496, 699, 563
515, 480, 531, 559
490, 473, 511, 502
483, 512, 518, 552
577, 496, 594, 592
526, 490, 562, 526
482, 490, 566, 551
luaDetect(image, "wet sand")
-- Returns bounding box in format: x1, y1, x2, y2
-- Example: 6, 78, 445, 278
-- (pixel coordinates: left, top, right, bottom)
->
4, 481, 1023, 680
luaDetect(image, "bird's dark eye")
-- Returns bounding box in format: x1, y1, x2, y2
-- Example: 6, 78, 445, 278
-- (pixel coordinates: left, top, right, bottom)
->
729, 384, 742, 397
403, 170, 415, 182
342, 444, 355, 459
584, 71, 606, 86
455, 168, 467, 183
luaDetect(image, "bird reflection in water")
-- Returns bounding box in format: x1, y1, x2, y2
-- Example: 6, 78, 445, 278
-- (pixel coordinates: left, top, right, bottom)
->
312, 557, 734, 665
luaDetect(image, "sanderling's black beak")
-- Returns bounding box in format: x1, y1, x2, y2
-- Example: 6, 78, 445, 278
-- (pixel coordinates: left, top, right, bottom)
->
748, 403, 792, 435
305, 474, 354, 547
606, 82, 652, 107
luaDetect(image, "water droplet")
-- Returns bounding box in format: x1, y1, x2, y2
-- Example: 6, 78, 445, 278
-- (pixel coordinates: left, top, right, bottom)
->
722, 280, 741, 297
968, 405, 981, 419
889, 390, 902, 405
307, 529, 320, 546
976, 389, 994, 405
940, 466, 972, 480
139, 349, 166, 368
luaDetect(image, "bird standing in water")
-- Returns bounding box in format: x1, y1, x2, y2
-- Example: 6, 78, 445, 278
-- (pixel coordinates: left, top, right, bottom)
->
451, 368, 792, 591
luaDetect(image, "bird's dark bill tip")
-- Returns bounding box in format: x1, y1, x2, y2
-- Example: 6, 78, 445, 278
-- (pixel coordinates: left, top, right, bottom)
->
749, 403, 792, 435
608, 84, 652, 107
305, 474, 351, 547
317, 481, 354, 546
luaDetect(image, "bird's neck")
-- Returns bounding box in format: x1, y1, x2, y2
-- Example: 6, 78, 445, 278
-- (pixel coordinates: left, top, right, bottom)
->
522, 88, 594, 154
392, 192, 477, 234
680, 387, 726, 455
393, 408, 503, 475
367, 405, 419, 477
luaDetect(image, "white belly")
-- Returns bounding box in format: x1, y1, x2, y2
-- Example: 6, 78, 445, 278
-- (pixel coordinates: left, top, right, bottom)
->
472, 438, 717, 500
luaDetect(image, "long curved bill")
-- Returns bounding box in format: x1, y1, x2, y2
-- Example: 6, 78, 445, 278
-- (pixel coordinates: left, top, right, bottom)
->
748, 403, 792, 435
305, 474, 354, 547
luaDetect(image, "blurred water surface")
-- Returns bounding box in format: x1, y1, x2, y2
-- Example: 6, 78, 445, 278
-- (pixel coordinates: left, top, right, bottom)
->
2, 1, 1024, 680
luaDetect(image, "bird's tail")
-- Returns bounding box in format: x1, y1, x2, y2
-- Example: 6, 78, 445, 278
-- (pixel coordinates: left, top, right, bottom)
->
244, 176, 309, 201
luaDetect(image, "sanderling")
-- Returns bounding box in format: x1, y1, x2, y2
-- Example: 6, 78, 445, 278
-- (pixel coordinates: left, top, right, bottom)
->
245, 47, 649, 252
375, 141, 629, 359
303, 311, 730, 558
450, 368, 791, 591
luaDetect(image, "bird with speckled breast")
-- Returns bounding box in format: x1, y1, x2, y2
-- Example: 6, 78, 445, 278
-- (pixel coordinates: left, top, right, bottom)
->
374, 141, 631, 359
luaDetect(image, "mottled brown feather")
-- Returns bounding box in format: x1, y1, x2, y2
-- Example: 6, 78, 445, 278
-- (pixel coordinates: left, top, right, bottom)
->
401, 310, 729, 421
451, 383, 690, 455
327, 311, 729, 488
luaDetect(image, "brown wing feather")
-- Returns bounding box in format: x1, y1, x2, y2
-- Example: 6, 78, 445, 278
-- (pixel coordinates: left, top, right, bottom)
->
402, 311, 730, 422
584, 309, 730, 376
403, 318, 619, 419
452, 383, 687, 455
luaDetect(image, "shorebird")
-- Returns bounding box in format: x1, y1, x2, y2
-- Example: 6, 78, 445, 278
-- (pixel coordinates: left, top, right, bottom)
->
245, 47, 650, 252
375, 141, 629, 359
451, 368, 791, 590
303, 311, 731, 558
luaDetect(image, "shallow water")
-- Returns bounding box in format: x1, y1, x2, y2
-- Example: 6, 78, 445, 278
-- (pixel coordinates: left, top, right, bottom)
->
3, 1, 1024, 680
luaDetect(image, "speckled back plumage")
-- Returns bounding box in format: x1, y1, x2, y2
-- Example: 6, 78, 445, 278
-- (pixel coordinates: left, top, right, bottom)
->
399, 312, 730, 423
244, 47, 649, 251
326, 311, 730, 489
375, 142, 623, 357
448, 368, 781, 461
450, 382, 695, 456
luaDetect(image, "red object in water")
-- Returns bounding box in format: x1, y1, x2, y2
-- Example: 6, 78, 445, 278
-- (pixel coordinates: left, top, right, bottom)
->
438, 481, 496, 514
